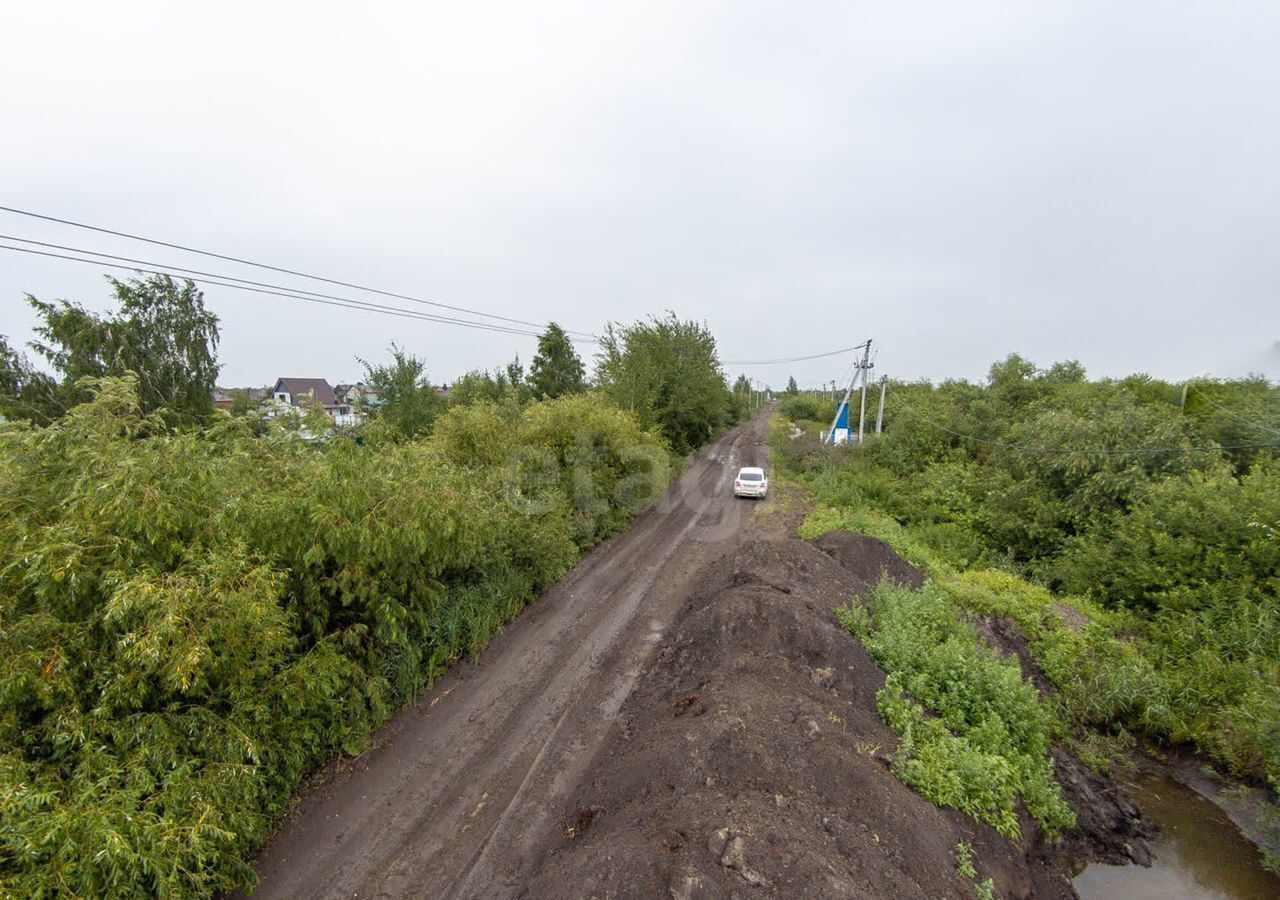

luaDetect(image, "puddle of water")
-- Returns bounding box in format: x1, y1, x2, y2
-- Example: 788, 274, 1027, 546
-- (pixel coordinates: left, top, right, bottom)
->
1073, 772, 1280, 900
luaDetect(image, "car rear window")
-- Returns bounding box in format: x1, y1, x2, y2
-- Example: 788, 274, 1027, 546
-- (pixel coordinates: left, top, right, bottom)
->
739, 472, 763, 481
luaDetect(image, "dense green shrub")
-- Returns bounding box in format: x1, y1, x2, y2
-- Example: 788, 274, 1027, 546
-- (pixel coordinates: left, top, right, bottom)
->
0, 378, 670, 897
777, 394, 834, 425
838, 579, 1074, 838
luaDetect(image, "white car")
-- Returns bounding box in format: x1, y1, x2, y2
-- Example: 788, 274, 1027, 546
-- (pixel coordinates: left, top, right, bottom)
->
733, 466, 768, 499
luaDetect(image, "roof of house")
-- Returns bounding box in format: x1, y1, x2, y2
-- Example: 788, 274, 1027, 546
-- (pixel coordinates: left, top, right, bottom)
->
273, 378, 338, 408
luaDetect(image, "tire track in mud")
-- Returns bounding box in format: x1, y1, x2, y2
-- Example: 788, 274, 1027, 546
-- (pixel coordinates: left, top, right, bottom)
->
245, 414, 772, 900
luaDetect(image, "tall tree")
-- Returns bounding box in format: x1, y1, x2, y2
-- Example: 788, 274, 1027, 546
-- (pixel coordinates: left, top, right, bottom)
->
595, 313, 732, 453
786, 375, 799, 395
529, 323, 586, 400
729, 373, 754, 422
26, 274, 220, 424
360, 344, 442, 439
506, 355, 531, 405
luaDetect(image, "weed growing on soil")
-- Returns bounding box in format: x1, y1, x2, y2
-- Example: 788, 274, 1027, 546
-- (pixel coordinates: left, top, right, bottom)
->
954, 840, 999, 899
837, 579, 1075, 838
954, 840, 978, 878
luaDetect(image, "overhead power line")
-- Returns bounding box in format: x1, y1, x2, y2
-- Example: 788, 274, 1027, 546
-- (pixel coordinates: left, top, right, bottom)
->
724, 341, 869, 366
890, 394, 1280, 456
0, 244, 553, 338
0, 205, 598, 339
0, 235, 560, 339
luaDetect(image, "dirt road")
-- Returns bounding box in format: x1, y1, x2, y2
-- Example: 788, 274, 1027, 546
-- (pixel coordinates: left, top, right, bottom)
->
248, 411, 1149, 899
247, 414, 772, 899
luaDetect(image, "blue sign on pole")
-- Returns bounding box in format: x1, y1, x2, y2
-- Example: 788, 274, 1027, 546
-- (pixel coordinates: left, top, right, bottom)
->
833, 400, 850, 431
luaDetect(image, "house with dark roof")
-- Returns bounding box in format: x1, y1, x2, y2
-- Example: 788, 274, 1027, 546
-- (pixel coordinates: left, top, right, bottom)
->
269, 378, 357, 426
334, 382, 380, 407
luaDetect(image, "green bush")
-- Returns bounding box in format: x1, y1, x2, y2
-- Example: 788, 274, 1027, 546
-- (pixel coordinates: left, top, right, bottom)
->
777, 394, 834, 424
837, 579, 1074, 838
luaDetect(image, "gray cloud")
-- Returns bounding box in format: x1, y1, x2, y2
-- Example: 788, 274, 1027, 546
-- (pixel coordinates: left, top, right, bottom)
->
2, 0, 1277, 390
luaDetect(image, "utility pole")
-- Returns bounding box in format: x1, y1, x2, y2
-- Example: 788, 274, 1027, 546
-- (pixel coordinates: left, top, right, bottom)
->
856, 340, 873, 443
875, 376, 887, 434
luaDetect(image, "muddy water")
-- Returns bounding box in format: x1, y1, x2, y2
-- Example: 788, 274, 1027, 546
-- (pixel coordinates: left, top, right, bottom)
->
1073, 772, 1280, 899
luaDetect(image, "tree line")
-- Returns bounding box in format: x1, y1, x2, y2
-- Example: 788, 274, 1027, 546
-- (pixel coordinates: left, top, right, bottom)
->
0, 276, 749, 453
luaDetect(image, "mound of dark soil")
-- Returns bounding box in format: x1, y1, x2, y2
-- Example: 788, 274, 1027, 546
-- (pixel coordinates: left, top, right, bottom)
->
812, 531, 926, 590
521, 537, 1097, 899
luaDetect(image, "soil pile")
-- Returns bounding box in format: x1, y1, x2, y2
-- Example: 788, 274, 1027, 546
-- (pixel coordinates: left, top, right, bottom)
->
520, 535, 1143, 899
811, 531, 926, 590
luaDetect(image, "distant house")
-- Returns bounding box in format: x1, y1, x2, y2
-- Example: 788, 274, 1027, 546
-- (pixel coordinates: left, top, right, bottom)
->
269, 377, 357, 426
334, 382, 380, 408
213, 387, 268, 411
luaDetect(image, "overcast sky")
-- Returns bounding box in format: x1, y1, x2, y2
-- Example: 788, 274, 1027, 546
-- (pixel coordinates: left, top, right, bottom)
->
3, 1, 1278, 390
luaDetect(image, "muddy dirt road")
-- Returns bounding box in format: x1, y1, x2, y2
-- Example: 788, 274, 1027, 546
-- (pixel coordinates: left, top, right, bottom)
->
248, 414, 772, 899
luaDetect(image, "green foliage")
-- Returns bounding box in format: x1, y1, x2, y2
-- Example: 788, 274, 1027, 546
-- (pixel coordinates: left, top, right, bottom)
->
359, 343, 443, 439
434, 393, 670, 548
953, 840, 998, 897
0, 377, 669, 897
447, 365, 526, 408
837, 579, 1074, 838
504, 355, 531, 406
227, 387, 262, 416
25, 274, 220, 425
0, 334, 60, 425
1183, 378, 1280, 473
595, 313, 732, 453
775, 431, 834, 473
729, 374, 753, 423
528, 323, 586, 400
785, 375, 798, 395
776, 357, 1280, 788
777, 393, 834, 426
